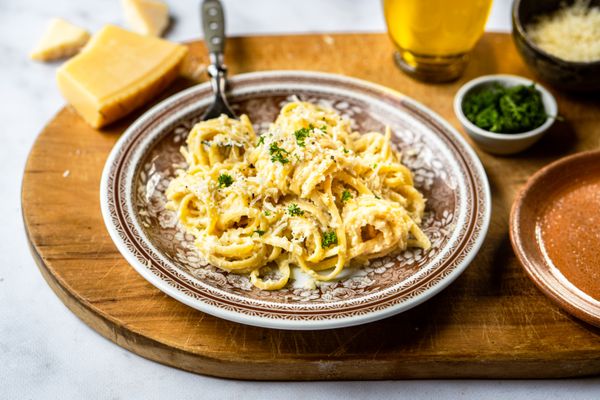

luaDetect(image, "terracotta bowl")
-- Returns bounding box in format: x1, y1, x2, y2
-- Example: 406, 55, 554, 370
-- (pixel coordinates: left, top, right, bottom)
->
510, 150, 600, 327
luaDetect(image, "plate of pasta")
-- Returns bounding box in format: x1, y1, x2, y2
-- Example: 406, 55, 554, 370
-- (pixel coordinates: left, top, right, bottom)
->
101, 71, 490, 330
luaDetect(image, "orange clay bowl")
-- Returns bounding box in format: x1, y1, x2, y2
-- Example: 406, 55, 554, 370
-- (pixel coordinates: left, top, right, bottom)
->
510, 150, 600, 327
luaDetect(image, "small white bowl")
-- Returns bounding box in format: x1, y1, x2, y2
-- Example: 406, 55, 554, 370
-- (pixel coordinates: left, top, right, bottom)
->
453, 74, 557, 155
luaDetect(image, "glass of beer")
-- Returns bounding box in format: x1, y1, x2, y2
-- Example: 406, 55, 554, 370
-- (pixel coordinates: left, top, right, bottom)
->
383, 0, 493, 82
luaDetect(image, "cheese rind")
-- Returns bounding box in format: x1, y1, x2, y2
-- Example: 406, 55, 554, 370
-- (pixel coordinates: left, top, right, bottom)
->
30, 18, 90, 61
122, 0, 169, 37
56, 25, 187, 128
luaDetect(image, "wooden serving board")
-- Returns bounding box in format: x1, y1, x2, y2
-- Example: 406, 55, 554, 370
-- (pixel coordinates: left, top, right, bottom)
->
22, 33, 600, 379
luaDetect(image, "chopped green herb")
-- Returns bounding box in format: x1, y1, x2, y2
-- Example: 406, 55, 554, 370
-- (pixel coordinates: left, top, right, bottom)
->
287, 203, 304, 217
257, 136, 264, 145
343, 148, 349, 154
294, 127, 311, 147
272, 153, 289, 164
264, 210, 271, 216
373, 163, 378, 169
462, 83, 548, 133
217, 173, 233, 188
321, 231, 338, 248
321, 125, 327, 132
341, 190, 352, 202
201, 140, 212, 146
269, 142, 289, 164
375, 195, 381, 199
254, 229, 266, 236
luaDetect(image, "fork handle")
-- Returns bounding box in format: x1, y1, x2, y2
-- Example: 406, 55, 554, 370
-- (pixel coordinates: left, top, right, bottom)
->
202, 0, 226, 66
201, 0, 233, 119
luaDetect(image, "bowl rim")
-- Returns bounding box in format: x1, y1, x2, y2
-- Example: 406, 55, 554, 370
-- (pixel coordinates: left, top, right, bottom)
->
512, 0, 600, 67
509, 149, 600, 327
453, 74, 557, 141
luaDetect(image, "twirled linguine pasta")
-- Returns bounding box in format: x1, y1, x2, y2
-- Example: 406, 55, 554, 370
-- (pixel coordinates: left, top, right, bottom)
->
166, 101, 430, 290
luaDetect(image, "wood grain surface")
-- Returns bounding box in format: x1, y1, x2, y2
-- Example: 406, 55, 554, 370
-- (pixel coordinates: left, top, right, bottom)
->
22, 33, 600, 379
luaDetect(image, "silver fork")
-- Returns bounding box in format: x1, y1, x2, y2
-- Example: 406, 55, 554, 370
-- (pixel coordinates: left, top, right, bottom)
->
201, 0, 236, 120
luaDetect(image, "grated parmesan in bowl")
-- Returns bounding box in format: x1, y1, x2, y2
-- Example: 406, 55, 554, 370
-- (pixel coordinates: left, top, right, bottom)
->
526, 0, 600, 63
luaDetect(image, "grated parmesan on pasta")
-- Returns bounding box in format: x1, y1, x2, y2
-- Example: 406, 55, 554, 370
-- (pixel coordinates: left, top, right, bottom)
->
165, 102, 430, 290
526, 0, 600, 62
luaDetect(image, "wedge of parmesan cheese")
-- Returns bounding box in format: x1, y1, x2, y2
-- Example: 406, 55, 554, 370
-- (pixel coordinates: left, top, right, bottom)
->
56, 25, 187, 128
30, 18, 90, 61
122, 0, 170, 37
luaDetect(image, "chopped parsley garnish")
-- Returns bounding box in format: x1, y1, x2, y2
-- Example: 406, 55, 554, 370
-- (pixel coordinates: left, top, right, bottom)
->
373, 163, 378, 169
341, 190, 352, 202
321, 125, 327, 132
257, 136, 265, 145
287, 203, 304, 216
462, 83, 547, 133
269, 142, 289, 164
343, 148, 349, 154
321, 231, 338, 248
254, 229, 266, 236
294, 127, 311, 147
217, 173, 233, 188
264, 210, 271, 216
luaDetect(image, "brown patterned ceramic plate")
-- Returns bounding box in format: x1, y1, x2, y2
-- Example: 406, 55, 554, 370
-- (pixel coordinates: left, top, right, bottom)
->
100, 71, 491, 330
510, 150, 600, 327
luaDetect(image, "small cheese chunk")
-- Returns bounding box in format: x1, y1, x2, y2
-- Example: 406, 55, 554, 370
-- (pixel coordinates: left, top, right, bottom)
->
30, 18, 90, 61
56, 25, 187, 128
179, 53, 207, 82
122, 0, 170, 37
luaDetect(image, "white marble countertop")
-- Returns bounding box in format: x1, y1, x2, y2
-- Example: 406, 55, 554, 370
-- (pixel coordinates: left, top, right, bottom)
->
2, 0, 599, 398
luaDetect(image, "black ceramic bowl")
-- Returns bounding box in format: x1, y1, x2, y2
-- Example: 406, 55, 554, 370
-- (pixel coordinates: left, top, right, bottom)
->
512, 0, 600, 92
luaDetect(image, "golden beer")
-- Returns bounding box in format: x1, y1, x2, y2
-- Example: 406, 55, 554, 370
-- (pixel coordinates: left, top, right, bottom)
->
383, 0, 493, 81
